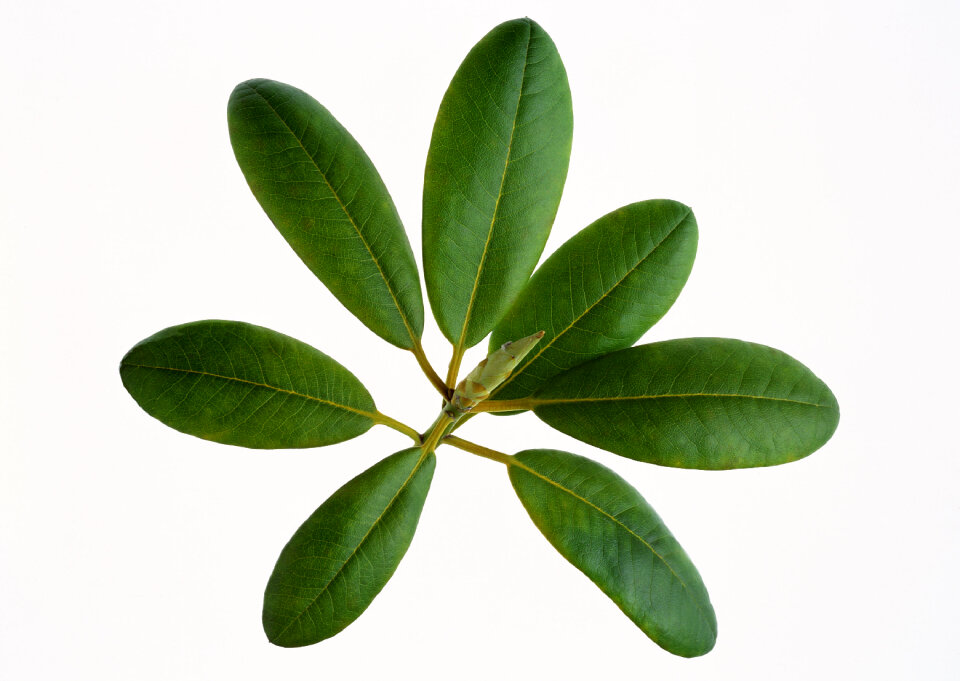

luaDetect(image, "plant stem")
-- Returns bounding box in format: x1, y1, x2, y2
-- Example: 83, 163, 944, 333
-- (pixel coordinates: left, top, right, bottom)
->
442, 436, 514, 465
445, 344, 465, 391
421, 412, 455, 454
469, 398, 535, 413
411, 339, 449, 398
447, 410, 474, 433
374, 412, 422, 443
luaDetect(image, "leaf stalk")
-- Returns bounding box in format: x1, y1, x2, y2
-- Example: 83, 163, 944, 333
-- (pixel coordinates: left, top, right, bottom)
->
374, 412, 422, 443
469, 398, 535, 413
411, 340, 449, 398
445, 344, 466, 391
442, 436, 514, 465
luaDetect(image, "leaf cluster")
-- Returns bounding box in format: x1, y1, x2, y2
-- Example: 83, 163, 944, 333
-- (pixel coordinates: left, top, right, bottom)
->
119, 18, 839, 657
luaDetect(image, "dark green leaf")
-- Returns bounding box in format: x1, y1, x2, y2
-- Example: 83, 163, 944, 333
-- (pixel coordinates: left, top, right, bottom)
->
532, 338, 840, 469
119, 320, 376, 448
488, 200, 697, 402
228, 79, 423, 349
509, 449, 716, 657
423, 18, 573, 349
263, 447, 436, 647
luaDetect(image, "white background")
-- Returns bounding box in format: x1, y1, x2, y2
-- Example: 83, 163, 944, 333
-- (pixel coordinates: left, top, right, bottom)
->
3, 0, 958, 678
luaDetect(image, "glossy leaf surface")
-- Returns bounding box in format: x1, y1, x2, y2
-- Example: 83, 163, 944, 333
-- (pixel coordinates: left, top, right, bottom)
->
533, 338, 840, 469
228, 78, 423, 349
120, 320, 376, 448
489, 200, 697, 402
509, 449, 716, 657
423, 18, 573, 349
263, 448, 436, 646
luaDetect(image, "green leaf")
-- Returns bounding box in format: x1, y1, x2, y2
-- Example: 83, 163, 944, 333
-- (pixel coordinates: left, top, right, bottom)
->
228, 78, 423, 350
488, 200, 697, 403
509, 449, 716, 657
532, 338, 840, 469
263, 447, 436, 647
119, 320, 376, 448
423, 18, 573, 349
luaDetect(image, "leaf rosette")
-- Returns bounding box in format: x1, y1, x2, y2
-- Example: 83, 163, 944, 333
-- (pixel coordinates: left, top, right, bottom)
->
119, 16, 839, 655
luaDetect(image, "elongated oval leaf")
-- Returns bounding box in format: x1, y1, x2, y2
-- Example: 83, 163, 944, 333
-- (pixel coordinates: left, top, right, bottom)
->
119, 320, 376, 448
532, 338, 840, 469
488, 200, 697, 402
263, 447, 436, 647
423, 18, 573, 349
228, 79, 423, 349
509, 449, 716, 657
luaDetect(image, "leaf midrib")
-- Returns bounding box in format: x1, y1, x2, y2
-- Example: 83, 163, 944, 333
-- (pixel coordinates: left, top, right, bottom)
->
247, 82, 417, 346
268, 449, 431, 643
455, 21, 533, 351
531, 392, 833, 409
120, 363, 376, 420
511, 458, 715, 634
492, 207, 693, 397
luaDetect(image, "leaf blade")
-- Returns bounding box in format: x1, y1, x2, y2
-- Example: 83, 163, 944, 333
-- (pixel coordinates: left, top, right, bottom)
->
532, 338, 840, 468
228, 78, 423, 349
488, 199, 697, 402
423, 18, 573, 348
119, 320, 376, 448
263, 447, 436, 646
509, 449, 716, 657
